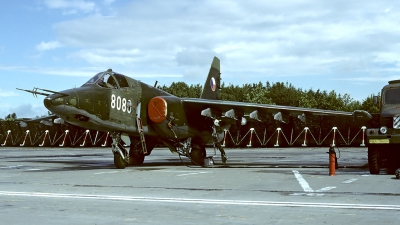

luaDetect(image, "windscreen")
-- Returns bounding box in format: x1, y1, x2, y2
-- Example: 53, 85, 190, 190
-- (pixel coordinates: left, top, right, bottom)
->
84, 72, 104, 85
96, 74, 118, 89
384, 88, 400, 104
83, 71, 129, 89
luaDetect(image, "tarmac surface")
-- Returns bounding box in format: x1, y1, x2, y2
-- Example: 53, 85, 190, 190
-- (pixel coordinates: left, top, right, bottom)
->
0, 146, 399, 224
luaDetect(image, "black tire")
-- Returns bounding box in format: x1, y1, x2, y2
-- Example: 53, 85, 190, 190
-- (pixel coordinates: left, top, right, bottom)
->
129, 141, 146, 166
395, 169, 400, 179
144, 141, 155, 156
114, 153, 126, 169
129, 137, 155, 156
129, 153, 145, 165
386, 150, 400, 174
190, 145, 206, 166
368, 146, 380, 174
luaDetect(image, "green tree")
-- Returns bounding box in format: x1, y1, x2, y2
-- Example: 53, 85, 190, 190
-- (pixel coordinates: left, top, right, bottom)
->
158, 82, 202, 98
157, 80, 376, 113
5, 113, 17, 121
361, 94, 380, 113
298, 89, 318, 108
220, 83, 246, 102
243, 82, 274, 104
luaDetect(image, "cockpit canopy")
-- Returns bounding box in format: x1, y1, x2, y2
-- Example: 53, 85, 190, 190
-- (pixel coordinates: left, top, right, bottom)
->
84, 70, 129, 89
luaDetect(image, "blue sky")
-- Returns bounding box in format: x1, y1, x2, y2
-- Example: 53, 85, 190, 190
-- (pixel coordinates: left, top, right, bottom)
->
1, 0, 399, 118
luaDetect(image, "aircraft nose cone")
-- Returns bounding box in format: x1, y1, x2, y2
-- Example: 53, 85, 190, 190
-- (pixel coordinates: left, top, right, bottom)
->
44, 98, 52, 109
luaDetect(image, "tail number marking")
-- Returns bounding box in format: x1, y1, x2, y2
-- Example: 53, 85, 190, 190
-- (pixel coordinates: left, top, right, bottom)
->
111, 94, 132, 114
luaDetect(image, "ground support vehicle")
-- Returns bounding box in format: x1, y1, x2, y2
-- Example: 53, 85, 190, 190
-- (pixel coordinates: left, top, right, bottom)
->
367, 80, 400, 174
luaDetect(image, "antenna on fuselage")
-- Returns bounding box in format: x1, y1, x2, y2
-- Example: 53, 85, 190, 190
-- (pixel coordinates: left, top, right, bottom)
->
154, 81, 158, 87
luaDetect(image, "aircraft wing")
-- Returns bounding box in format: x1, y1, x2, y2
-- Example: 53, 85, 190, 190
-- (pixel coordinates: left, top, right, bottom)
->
182, 98, 372, 123
20, 115, 60, 127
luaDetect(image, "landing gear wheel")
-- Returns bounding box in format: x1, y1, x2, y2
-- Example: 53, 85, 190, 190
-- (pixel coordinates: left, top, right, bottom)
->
129, 141, 145, 166
129, 152, 145, 165
395, 169, 400, 179
190, 145, 206, 166
144, 140, 155, 156
368, 146, 380, 174
114, 153, 126, 169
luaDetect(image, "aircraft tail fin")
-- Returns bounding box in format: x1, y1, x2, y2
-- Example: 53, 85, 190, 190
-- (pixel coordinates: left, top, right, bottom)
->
200, 56, 221, 100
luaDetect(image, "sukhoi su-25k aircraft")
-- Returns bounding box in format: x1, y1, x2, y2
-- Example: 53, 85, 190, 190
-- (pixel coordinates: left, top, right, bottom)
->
18, 57, 371, 169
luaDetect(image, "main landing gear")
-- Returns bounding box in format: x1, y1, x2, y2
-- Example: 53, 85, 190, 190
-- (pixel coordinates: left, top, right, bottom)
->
184, 126, 227, 166
188, 142, 226, 165
190, 144, 206, 165
111, 133, 154, 169
189, 143, 226, 166
212, 125, 228, 164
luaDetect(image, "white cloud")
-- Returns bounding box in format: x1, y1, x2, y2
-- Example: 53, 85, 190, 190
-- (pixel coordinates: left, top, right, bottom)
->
103, 0, 115, 6
0, 64, 181, 79
0, 89, 17, 97
54, 4, 397, 56
7, 103, 48, 118
43, 0, 96, 13
28, 0, 400, 91
36, 41, 62, 51
0, 65, 98, 77
70, 48, 141, 65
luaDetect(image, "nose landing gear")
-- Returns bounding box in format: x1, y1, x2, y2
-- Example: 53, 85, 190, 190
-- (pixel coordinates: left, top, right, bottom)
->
111, 133, 129, 169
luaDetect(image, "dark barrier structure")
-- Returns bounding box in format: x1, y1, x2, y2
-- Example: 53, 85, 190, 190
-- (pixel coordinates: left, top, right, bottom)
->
0, 114, 378, 148
223, 114, 378, 148
0, 119, 111, 147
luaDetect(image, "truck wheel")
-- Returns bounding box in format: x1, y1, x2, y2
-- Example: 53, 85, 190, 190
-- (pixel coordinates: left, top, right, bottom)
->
368, 146, 380, 174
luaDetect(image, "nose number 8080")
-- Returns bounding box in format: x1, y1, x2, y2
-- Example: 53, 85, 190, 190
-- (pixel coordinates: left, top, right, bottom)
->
111, 94, 132, 114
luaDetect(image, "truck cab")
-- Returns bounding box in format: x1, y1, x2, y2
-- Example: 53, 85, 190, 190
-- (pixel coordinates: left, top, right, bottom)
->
366, 80, 400, 174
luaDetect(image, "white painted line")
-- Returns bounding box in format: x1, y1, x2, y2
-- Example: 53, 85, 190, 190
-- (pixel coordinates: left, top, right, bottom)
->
342, 178, 358, 184
156, 170, 198, 173
316, 186, 336, 192
0, 165, 24, 169
292, 170, 336, 196
155, 170, 212, 176
290, 192, 324, 196
94, 169, 134, 175
0, 191, 399, 210
292, 170, 313, 192
94, 171, 120, 175
177, 172, 210, 177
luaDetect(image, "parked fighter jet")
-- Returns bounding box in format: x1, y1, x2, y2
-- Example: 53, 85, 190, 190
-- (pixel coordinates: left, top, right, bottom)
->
18, 57, 371, 169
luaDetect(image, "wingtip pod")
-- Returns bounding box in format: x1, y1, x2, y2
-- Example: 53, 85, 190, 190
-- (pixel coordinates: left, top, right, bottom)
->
353, 110, 372, 120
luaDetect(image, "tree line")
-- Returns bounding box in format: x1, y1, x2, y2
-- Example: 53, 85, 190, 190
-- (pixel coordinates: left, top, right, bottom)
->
158, 81, 380, 113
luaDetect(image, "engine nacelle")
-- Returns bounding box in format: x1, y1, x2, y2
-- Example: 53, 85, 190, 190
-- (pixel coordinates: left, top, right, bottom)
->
147, 96, 190, 139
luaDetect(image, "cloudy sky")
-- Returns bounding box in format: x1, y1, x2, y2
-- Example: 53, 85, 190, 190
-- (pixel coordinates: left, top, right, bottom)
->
1, 0, 399, 118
